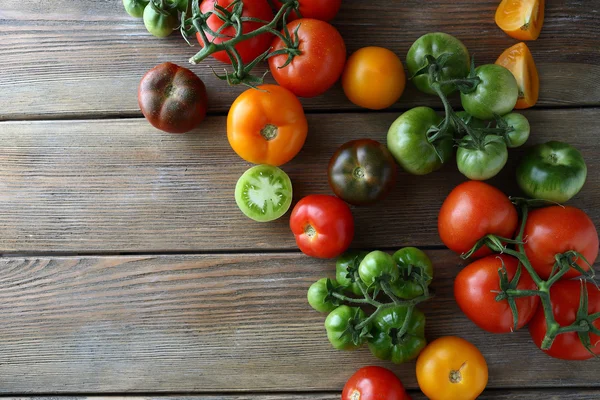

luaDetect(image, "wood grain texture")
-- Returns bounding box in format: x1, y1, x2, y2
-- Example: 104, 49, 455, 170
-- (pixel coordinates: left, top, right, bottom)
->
1, 109, 599, 253
6, 391, 600, 400
0, 252, 598, 393
1, 0, 599, 119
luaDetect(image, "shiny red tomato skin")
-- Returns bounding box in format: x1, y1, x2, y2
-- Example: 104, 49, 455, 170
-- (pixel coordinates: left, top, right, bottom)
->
275, 0, 342, 21
138, 62, 208, 134
289, 194, 354, 259
197, 0, 273, 64
455, 255, 540, 333
523, 206, 599, 280
269, 19, 346, 98
342, 366, 410, 400
438, 181, 518, 258
529, 280, 600, 360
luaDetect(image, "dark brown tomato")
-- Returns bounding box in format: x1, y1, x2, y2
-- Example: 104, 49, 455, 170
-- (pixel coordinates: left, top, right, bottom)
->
328, 139, 398, 206
138, 62, 208, 134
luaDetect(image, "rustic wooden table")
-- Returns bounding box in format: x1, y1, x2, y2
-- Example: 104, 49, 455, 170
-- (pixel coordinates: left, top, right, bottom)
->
0, 0, 599, 398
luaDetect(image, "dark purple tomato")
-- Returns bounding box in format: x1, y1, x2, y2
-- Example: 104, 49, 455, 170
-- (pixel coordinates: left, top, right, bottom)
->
328, 139, 398, 205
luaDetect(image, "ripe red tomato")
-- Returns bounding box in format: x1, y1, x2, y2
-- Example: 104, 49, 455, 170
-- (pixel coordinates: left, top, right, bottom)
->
438, 181, 518, 258
274, 0, 342, 22
342, 366, 410, 400
197, 0, 273, 64
289, 194, 354, 259
529, 280, 600, 360
454, 255, 540, 333
523, 206, 599, 280
138, 62, 208, 134
269, 19, 346, 98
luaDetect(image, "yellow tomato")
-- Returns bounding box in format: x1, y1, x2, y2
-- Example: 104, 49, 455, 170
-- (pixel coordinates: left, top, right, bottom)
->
416, 336, 488, 400
342, 47, 406, 110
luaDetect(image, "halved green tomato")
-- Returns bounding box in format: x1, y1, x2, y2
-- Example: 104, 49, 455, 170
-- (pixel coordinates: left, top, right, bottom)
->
235, 165, 293, 222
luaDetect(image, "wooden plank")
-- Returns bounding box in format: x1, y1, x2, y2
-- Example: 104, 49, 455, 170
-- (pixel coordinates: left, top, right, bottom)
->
1, 109, 599, 253
5, 391, 600, 399
1, 0, 599, 119
0, 252, 598, 393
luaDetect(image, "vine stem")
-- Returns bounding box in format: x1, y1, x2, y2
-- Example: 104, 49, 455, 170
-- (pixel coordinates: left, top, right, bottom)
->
188, 0, 296, 65
471, 202, 598, 350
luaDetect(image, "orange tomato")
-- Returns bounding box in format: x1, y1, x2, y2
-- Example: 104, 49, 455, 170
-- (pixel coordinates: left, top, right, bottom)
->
416, 336, 488, 400
495, 0, 545, 41
342, 47, 406, 110
495, 42, 539, 109
227, 84, 308, 166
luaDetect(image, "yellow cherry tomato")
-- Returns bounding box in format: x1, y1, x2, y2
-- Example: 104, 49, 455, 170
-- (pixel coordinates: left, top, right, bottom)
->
416, 336, 488, 400
342, 47, 406, 110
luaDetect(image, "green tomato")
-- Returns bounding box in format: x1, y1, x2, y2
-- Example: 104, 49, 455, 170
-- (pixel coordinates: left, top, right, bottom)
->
336, 250, 369, 296
390, 247, 434, 299
457, 135, 508, 180
325, 305, 367, 351
169, 0, 189, 12
460, 64, 519, 120
123, 0, 150, 18
368, 305, 427, 364
358, 251, 399, 287
143, 2, 179, 38
517, 141, 587, 203
235, 165, 293, 222
387, 107, 453, 175
502, 113, 530, 148
406, 32, 470, 95
307, 278, 340, 313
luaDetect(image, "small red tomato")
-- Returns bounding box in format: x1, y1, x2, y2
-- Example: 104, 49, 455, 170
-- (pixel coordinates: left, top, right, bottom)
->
138, 62, 208, 134
269, 19, 346, 98
197, 0, 274, 64
274, 0, 342, 22
289, 194, 354, 258
438, 181, 518, 258
529, 280, 600, 360
342, 366, 410, 400
454, 255, 540, 333
523, 206, 599, 280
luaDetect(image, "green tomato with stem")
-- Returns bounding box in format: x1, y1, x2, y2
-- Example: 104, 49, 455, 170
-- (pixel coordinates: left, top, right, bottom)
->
143, 2, 179, 38
502, 112, 530, 148
368, 305, 427, 364
325, 305, 367, 350
387, 107, 453, 175
457, 135, 508, 180
358, 250, 399, 288
390, 247, 434, 299
307, 278, 341, 313
406, 32, 470, 95
124, 0, 150, 17
336, 250, 369, 296
461, 64, 519, 120
517, 141, 587, 203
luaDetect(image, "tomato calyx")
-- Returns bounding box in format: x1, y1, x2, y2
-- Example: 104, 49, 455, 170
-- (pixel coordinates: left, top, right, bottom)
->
267, 22, 303, 69
260, 124, 278, 140
150, 0, 179, 16
449, 362, 466, 384
304, 223, 316, 238
462, 201, 599, 351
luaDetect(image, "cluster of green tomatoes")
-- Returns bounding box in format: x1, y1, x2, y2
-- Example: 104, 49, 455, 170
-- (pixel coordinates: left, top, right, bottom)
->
387, 32, 531, 180
307, 247, 434, 364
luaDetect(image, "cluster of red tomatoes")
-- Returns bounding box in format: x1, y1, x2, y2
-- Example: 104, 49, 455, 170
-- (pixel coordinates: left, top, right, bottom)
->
439, 180, 600, 360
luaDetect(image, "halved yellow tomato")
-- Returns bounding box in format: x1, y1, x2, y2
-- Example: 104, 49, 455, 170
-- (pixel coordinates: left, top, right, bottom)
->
495, 42, 539, 109
495, 0, 545, 41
